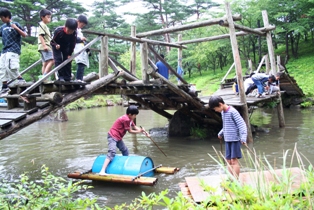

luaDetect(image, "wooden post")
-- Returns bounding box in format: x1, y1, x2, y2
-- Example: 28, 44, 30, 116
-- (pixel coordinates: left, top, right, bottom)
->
130, 25, 137, 75
225, 2, 253, 143
262, 10, 285, 128
99, 36, 108, 77
141, 42, 149, 83
262, 10, 276, 75
265, 54, 270, 74
177, 34, 183, 85
276, 55, 281, 73
248, 59, 252, 74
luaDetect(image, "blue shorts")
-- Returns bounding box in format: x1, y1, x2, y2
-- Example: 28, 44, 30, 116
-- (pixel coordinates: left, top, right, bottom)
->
225, 141, 242, 160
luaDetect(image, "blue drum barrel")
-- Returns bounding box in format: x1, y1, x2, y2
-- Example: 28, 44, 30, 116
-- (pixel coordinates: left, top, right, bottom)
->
91, 155, 155, 177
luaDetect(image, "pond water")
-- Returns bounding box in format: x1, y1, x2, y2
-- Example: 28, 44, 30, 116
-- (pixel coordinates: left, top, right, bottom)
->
0, 106, 313, 207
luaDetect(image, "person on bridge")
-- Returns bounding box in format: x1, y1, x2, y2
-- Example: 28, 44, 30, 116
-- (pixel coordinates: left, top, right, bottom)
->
209, 96, 247, 179
251, 73, 269, 98
98, 105, 150, 176
38, 9, 54, 80
0, 8, 27, 96
51, 18, 78, 82
156, 54, 169, 79
74, 15, 89, 83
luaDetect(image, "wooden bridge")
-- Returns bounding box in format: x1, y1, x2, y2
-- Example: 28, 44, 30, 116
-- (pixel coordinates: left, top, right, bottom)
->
0, 4, 305, 140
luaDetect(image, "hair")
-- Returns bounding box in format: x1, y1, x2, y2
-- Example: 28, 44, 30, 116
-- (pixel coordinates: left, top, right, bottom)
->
65, 18, 78, 30
77, 15, 88, 24
208, 96, 225, 109
0, 8, 11, 19
39, 9, 51, 19
268, 75, 276, 82
249, 72, 255, 77
126, 105, 139, 115
160, 54, 164, 59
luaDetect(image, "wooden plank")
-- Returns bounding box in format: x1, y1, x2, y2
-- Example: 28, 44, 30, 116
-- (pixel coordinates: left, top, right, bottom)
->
37, 102, 50, 109
0, 107, 38, 114
0, 112, 27, 121
185, 167, 305, 203
0, 119, 12, 128
185, 174, 227, 203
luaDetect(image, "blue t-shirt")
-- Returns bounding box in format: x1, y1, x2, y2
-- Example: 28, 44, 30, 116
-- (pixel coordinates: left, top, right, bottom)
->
0, 22, 24, 55
156, 61, 169, 79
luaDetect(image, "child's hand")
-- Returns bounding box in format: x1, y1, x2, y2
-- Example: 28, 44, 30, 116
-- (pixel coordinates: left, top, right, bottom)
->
218, 135, 222, 139
81, 37, 87, 42
56, 44, 60, 50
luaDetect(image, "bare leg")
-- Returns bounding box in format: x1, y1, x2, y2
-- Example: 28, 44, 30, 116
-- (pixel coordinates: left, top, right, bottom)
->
44, 60, 54, 74
99, 158, 110, 175
42, 62, 47, 74
227, 158, 240, 179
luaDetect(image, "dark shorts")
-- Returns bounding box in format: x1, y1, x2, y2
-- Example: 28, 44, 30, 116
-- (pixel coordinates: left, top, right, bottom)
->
225, 141, 242, 160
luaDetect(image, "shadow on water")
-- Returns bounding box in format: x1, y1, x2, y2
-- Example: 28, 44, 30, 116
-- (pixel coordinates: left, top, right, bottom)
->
0, 106, 314, 207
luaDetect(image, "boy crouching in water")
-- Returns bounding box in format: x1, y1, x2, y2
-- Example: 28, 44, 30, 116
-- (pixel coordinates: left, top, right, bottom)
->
209, 96, 247, 179
99, 105, 149, 175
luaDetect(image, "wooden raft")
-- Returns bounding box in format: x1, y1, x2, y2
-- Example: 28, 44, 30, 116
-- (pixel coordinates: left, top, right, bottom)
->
180, 167, 306, 203
68, 166, 180, 186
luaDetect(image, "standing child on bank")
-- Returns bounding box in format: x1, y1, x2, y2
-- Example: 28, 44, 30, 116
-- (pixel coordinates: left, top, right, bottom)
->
51, 18, 78, 82
38, 9, 54, 79
74, 15, 89, 82
0, 8, 27, 96
99, 105, 149, 175
209, 96, 247, 179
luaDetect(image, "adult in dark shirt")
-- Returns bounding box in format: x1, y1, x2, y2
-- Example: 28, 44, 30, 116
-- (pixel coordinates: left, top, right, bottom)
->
51, 18, 79, 82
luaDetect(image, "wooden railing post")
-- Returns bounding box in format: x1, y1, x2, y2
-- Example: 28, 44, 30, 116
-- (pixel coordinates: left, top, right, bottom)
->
262, 10, 276, 75
248, 59, 252, 74
141, 42, 149, 83
99, 36, 108, 77
177, 34, 183, 85
130, 25, 137, 75
265, 54, 270, 74
225, 2, 253, 143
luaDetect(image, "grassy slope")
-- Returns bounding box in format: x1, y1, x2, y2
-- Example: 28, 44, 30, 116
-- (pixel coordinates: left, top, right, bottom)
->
182, 40, 314, 98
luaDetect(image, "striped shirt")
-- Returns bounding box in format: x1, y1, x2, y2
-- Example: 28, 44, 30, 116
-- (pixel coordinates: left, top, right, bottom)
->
218, 106, 247, 143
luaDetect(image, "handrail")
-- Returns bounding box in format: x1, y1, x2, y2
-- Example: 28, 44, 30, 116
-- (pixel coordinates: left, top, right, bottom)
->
20, 36, 102, 96
8, 59, 41, 85
220, 62, 235, 84
255, 55, 266, 73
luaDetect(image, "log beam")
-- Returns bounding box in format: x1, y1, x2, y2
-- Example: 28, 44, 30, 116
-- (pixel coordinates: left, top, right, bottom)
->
146, 67, 221, 123
136, 16, 242, 38
83, 30, 185, 49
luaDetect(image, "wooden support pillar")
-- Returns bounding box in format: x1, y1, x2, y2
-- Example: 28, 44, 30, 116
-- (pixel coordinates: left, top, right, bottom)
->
276, 55, 281, 72
225, 2, 253, 143
265, 54, 270, 74
262, 10, 276, 75
177, 34, 183, 85
130, 25, 137, 75
277, 94, 285, 127
7, 98, 19, 109
141, 42, 149, 83
24, 97, 37, 111
99, 36, 109, 77
248, 59, 252, 74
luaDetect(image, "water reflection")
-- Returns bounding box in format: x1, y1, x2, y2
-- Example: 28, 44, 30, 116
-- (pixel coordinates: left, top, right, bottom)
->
0, 106, 313, 207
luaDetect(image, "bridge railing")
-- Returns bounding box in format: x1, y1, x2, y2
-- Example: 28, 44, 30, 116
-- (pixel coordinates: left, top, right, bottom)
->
19, 36, 102, 96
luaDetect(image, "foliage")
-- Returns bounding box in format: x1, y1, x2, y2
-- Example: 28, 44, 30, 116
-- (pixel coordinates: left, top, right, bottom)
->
0, 165, 99, 209
190, 125, 208, 139
65, 95, 122, 111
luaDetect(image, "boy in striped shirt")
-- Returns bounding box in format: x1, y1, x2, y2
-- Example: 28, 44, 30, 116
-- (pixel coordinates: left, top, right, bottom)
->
209, 96, 247, 178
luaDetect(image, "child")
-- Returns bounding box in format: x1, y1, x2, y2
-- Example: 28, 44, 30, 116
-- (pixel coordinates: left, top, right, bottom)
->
266, 73, 281, 95
0, 8, 27, 96
99, 105, 149, 175
156, 54, 169, 79
251, 73, 269, 98
38, 9, 54, 79
74, 15, 89, 82
209, 96, 247, 179
51, 18, 78, 82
